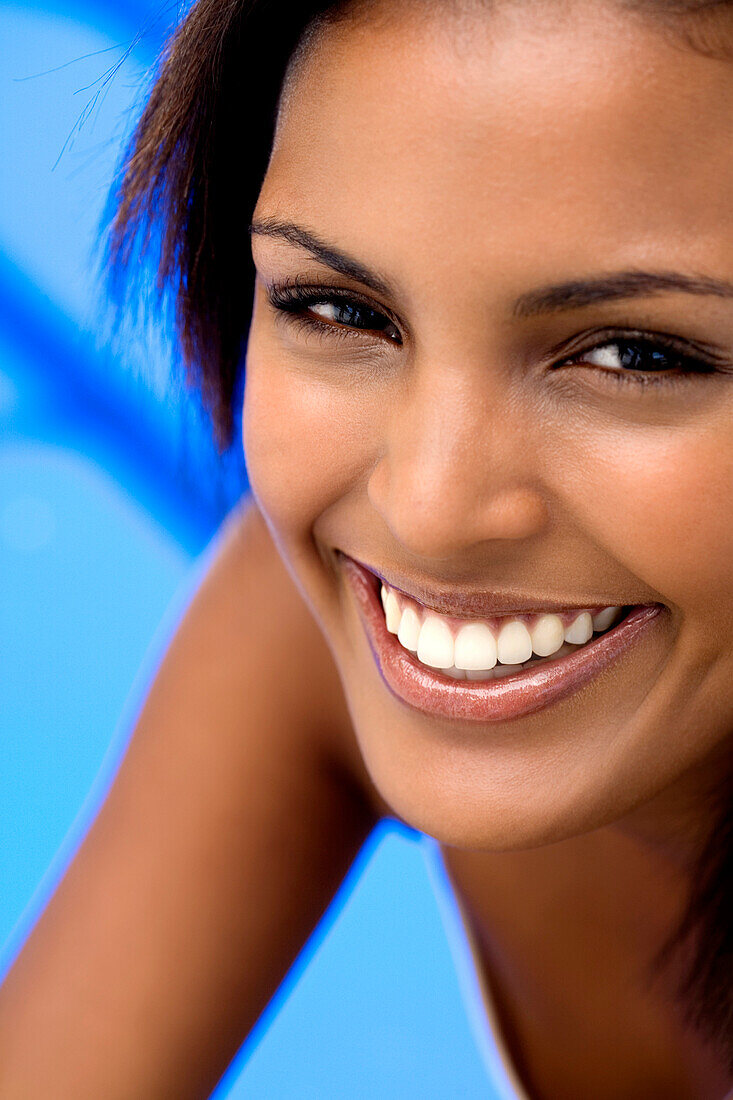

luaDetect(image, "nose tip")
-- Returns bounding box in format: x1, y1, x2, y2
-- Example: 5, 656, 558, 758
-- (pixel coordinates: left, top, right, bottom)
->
367, 458, 549, 560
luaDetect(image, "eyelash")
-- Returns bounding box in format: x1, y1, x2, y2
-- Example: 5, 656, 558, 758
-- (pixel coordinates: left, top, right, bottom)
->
265, 281, 724, 386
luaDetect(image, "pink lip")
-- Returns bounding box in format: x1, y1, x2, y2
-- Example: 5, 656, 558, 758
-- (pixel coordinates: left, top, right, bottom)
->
342, 556, 664, 723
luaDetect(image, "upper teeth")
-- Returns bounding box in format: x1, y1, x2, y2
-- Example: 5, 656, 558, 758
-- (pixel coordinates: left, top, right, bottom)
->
380, 583, 621, 678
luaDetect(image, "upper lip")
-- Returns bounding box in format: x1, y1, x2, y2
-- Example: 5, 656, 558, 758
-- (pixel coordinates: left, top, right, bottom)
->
342, 552, 638, 618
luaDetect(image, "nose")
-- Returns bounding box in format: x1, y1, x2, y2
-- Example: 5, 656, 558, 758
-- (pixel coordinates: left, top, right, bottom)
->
367, 366, 549, 561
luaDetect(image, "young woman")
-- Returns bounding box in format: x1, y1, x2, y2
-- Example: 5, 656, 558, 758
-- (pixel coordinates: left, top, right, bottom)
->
1, 1, 732, 1096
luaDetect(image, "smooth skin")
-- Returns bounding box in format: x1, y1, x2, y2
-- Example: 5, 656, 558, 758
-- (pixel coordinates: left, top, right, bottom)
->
0, 501, 382, 1098
2, 0, 733, 1097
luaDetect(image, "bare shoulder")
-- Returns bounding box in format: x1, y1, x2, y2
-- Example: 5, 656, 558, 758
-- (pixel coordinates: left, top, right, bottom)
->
0, 495, 390, 1098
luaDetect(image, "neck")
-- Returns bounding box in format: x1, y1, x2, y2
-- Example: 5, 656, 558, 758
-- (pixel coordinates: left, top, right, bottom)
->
440, 805, 733, 1099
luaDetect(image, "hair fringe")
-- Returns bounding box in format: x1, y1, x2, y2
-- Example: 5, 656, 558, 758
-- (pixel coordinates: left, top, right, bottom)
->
107, 0, 333, 449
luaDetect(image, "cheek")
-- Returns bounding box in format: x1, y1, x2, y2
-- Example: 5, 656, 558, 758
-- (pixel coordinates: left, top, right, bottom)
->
566, 411, 733, 622
242, 335, 382, 539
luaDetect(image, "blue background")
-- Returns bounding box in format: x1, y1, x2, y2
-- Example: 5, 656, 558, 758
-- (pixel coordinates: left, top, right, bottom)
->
0, 5, 497, 1095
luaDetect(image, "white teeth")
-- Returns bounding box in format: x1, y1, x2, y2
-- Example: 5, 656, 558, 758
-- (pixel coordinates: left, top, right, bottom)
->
384, 590, 402, 634
417, 614, 455, 669
564, 612, 593, 645
592, 605, 621, 632
454, 622, 498, 671
496, 620, 533, 665
397, 606, 421, 653
380, 581, 621, 677
530, 614, 564, 658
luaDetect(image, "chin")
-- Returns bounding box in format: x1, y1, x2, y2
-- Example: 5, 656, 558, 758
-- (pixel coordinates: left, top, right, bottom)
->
345, 695, 648, 852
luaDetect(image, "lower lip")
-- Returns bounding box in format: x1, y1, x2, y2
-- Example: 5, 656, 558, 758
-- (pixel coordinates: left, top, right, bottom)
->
342, 557, 664, 723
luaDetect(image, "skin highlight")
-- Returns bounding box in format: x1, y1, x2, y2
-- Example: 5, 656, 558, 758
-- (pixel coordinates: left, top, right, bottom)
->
244, 2, 733, 1095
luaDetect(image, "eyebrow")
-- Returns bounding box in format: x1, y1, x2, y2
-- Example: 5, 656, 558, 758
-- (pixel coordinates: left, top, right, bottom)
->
249, 217, 733, 316
512, 270, 733, 318
249, 217, 394, 298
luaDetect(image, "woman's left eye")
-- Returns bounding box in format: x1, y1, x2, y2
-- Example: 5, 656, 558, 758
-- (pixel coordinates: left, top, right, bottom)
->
558, 335, 719, 381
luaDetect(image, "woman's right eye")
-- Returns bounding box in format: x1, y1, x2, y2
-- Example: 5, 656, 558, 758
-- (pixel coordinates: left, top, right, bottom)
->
266, 284, 402, 344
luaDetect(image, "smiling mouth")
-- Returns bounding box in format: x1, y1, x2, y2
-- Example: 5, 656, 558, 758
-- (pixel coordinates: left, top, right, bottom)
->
340, 555, 665, 722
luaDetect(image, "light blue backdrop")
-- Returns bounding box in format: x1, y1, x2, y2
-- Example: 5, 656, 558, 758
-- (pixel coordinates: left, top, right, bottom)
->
1, 5, 496, 1095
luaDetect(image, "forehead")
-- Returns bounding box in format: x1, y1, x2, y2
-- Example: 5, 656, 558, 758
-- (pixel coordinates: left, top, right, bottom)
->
257, 2, 733, 286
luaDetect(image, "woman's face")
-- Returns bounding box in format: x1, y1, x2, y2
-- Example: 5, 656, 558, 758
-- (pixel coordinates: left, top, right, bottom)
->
244, 0, 733, 850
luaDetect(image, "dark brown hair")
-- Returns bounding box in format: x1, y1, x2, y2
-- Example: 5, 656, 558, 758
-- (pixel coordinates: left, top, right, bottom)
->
108, 0, 733, 1069
108, 0, 349, 450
